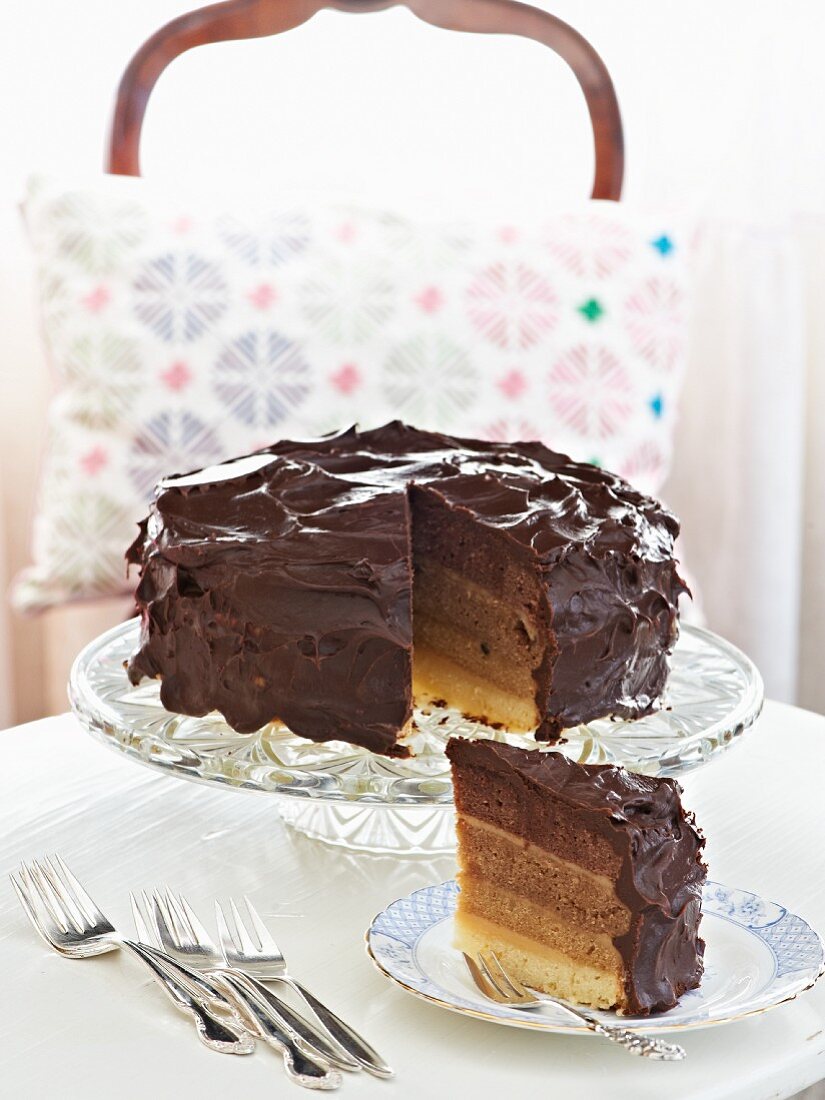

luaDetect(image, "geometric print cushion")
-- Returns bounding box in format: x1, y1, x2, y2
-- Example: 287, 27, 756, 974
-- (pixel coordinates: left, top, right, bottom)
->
14, 174, 689, 611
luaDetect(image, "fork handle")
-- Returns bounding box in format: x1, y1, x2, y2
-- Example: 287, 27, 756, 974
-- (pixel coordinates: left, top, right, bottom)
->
589, 1022, 686, 1061
216, 973, 342, 1090
547, 997, 686, 1061
122, 941, 255, 1055
282, 978, 393, 1079
221, 970, 361, 1072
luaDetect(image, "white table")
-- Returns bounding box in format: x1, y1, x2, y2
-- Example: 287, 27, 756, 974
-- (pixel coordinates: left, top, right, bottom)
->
2, 702, 824, 1099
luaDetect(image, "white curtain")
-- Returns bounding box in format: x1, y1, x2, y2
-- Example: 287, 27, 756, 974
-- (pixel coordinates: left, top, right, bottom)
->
0, 470, 12, 729
667, 215, 822, 707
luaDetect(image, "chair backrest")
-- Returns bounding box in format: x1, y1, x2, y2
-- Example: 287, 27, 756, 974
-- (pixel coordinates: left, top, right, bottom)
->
106, 0, 624, 200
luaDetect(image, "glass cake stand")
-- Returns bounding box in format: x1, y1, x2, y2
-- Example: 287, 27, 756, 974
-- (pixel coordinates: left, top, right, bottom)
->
69, 619, 763, 855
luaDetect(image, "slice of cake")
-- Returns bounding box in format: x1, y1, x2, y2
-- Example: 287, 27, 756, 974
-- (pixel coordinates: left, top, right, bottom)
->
447, 737, 706, 1015
127, 422, 687, 757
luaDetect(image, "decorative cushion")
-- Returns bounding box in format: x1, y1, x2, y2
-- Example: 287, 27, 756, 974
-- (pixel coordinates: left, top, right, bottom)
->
14, 175, 689, 610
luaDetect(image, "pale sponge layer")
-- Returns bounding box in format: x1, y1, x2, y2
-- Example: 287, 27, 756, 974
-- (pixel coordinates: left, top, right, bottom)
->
454, 909, 623, 1010
414, 641, 539, 731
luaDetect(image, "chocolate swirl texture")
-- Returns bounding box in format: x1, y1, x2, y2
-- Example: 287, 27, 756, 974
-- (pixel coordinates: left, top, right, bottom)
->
446, 737, 707, 1014
127, 421, 687, 756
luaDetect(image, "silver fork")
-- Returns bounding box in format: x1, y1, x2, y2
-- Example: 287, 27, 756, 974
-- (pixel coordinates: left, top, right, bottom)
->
9, 856, 254, 1056
464, 951, 687, 1061
217, 897, 393, 1079
133, 889, 346, 1090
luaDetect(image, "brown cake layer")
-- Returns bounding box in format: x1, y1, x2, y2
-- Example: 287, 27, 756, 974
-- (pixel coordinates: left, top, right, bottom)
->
411, 484, 550, 729
447, 737, 707, 1015
458, 816, 630, 935
127, 422, 687, 757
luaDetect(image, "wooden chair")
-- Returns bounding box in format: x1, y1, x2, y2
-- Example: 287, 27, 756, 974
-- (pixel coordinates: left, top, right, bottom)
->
106, 0, 624, 200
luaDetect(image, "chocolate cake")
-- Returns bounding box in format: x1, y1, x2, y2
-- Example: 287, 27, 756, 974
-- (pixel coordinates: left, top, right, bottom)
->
127, 422, 687, 757
447, 737, 706, 1014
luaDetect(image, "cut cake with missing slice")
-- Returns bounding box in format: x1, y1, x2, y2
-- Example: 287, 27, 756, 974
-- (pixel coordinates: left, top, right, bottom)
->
126, 422, 687, 758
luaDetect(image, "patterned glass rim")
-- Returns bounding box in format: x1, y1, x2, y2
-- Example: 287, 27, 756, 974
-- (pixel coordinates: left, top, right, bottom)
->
69, 619, 764, 807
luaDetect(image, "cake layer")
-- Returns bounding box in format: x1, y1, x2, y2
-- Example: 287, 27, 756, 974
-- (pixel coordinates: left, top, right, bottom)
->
454, 910, 623, 1010
452, 756, 622, 878
457, 815, 630, 936
413, 558, 543, 698
458, 874, 624, 975
414, 644, 539, 731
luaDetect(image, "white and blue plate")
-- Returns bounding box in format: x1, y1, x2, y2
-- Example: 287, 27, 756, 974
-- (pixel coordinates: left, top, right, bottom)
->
366, 880, 824, 1034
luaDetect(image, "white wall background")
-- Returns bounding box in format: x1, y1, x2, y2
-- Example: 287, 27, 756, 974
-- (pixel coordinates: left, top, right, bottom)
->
1, 1, 824, 725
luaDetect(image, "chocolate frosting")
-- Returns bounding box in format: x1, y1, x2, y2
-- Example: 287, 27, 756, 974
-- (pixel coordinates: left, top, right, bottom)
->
446, 737, 707, 1014
127, 421, 687, 755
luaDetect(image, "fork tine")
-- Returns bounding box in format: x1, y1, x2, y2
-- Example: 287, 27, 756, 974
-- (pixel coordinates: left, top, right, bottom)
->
10, 871, 65, 949
26, 861, 81, 935
476, 951, 512, 1000
177, 894, 212, 948
130, 891, 153, 945
242, 896, 279, 953
18, 864, 64, 933
151, 890, 179, 952
43, 856, 95, 932
228, 898, 258, 956
163, 889, 192, 945
50, 854, 105, 924
42, 861, 90, 934
463, 952, 507, 1002
140, 890, 163, 949
215, 900, 242, 956
10, 872, 43, 934
484, 951, 532, 1001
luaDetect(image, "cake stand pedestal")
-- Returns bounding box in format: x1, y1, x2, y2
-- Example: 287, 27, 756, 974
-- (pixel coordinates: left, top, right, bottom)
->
70, 620, 763, 854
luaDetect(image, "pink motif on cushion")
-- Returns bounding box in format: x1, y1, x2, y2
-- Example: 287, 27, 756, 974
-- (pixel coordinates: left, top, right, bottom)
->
619, 440, 667, 497
482, 417, 542, 443
334, 221, 357, 243
160, 361, 193, 392
496, 369, 528, 400
467, 262, 559, 349
248, 283, 278, 310
80, 446, 108, 476
414, 286, 443, 314
624, 276, 685, 373
548, 345, 635, 440
547, 213, 633, 279
82, 284, 111, 313
330, 363, 361, 395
